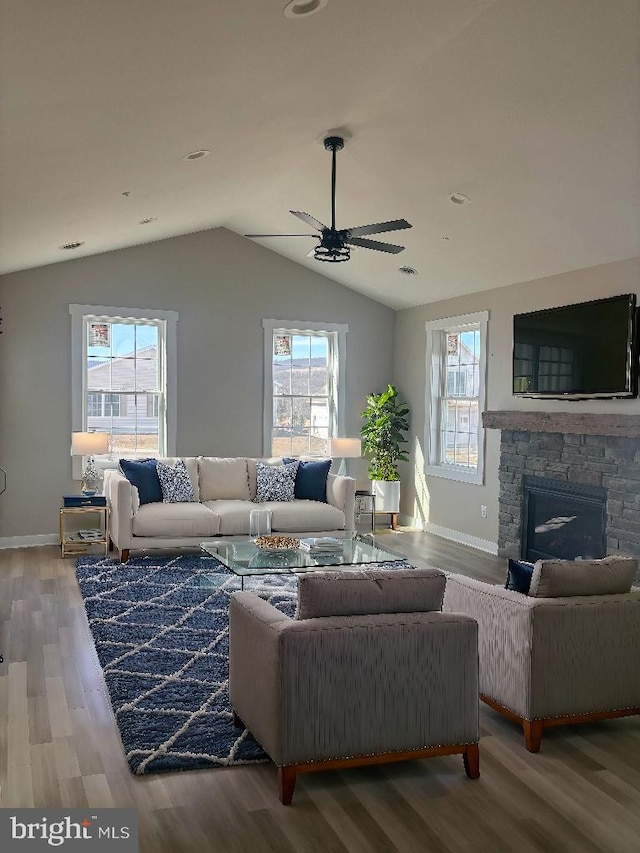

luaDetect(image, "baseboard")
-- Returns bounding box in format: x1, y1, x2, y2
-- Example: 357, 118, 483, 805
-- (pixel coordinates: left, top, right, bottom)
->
417, 521, 499, 555
0, 534, 59, 550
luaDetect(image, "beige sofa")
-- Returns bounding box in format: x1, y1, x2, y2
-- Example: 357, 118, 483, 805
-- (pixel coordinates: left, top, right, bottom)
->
104, 456, 356, 562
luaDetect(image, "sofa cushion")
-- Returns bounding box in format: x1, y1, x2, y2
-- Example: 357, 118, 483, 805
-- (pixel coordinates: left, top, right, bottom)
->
119, 458, 162, 505
528, 555, 638, 598
255, 461, 298, 503
132, 502, 220, 537
284, 457, 331, 502
156, 459, 195, 503
199, 457, 250, 501
269, 499, 345, 532
201, 500, 255, 535
505, 559, 535, 594
296, 568, 446, 620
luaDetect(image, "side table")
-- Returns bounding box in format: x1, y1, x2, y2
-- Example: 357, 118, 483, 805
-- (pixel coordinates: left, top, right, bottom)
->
355, 490, 376, 533
60, 495, 109, 558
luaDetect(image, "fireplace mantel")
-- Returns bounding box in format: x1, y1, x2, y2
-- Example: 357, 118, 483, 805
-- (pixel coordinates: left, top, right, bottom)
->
483, 410, 640, 437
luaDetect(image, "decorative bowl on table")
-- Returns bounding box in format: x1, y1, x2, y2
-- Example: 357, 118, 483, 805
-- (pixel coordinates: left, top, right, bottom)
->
254, 535, 301, 554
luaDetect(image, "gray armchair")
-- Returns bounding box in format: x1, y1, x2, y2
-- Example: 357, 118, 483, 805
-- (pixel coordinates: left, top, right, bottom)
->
229, 568, 480, 804
444, 560, 640, 752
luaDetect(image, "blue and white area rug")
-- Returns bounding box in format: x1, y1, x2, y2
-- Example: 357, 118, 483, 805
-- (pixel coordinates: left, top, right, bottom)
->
75, 552, 409, 775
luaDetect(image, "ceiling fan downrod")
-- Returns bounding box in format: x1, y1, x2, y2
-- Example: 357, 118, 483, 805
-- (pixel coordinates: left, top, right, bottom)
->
314, 136, 349, 262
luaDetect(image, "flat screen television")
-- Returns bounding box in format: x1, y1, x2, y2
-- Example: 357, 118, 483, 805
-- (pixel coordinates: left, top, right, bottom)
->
513, 294, 638, 399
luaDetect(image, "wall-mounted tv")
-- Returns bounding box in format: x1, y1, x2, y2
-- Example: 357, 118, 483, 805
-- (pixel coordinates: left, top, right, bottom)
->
513, 294, 638, 399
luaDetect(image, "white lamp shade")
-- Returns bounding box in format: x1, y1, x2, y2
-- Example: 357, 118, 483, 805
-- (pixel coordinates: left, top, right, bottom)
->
328, 437, 361, 458
71, 431, 109, 456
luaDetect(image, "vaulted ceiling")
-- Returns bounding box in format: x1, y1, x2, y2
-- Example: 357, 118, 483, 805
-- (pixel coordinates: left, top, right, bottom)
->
1, 0, 638, 308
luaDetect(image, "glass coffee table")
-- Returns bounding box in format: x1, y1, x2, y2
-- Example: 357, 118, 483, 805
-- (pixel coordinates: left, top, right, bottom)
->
200, 534, 405, 589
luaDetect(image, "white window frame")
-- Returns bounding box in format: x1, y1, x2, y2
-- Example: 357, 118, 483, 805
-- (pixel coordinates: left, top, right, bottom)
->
424, 311, 489, 485
70, 304, 178, 477
262, 319, 347, 457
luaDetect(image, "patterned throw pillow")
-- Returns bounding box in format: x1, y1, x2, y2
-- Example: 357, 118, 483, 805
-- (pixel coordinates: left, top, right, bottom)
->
156, 459, 195, 503
255, 460, 299, 503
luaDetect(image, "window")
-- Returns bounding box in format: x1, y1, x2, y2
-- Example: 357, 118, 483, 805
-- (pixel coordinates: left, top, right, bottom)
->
425, 311, 488, 484
70, 305, 178, 472
87, 392, 122, 418
146, 394, 160, 418
262, 319, 347, 457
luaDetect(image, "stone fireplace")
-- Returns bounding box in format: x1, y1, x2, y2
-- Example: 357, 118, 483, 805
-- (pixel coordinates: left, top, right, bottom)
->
483, 411, 640, 560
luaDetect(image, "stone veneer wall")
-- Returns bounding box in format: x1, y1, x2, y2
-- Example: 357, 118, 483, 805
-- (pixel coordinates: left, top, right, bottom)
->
484, 412, 640, 561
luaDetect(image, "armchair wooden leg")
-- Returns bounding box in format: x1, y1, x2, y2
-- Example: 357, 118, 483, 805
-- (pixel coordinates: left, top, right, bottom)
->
278, 766, 297, 806
523, 720, 543, 752
463, 743, 480, 779
119, 549, 130, 563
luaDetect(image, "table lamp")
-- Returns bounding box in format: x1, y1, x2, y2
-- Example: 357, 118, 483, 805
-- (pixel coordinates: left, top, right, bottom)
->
328, 437, 361, 477
71, 431, 109, 495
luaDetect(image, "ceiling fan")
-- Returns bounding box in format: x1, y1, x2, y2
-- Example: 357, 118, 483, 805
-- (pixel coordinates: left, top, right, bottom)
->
245, 135, 412, 263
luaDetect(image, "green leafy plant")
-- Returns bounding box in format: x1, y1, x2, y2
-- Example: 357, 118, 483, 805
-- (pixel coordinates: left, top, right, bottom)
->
360, 384, 410, 481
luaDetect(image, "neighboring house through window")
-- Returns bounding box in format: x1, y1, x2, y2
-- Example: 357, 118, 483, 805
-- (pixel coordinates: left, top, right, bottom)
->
425, 311, 489, 484
69, 305, 178, 475
262, 319, 347, 457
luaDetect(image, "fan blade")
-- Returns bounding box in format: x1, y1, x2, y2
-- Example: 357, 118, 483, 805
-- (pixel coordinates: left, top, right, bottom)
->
290, 210, 327, 231
345, 236, 406, 254
306, 246, 317, 258
344, 218, 412, 237
245, 233, 318, 238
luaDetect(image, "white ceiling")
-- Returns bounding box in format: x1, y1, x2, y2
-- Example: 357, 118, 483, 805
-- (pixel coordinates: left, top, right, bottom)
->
1, 0, 639, 309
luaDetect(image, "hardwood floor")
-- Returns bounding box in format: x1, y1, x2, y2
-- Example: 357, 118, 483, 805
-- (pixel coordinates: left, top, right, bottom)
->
2, 534, 640, 852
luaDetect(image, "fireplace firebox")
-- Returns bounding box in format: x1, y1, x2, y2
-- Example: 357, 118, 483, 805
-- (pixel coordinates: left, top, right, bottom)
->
522, 475, 606, 562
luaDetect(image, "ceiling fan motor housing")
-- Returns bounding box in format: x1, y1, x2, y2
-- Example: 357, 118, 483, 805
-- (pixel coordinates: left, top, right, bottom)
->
323, 136, 344, 152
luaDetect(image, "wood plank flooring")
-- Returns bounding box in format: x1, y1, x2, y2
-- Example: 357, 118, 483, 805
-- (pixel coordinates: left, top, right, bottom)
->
1, 533, 640, 852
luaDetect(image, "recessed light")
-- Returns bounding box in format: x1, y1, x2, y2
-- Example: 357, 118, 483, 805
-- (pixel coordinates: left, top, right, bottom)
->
449, 192, 470, 205
182, 150, 211, 161
398, 266, 418, 275
283, 0, 328, 19
59, 241, 84, 250
139, 217, 157, 225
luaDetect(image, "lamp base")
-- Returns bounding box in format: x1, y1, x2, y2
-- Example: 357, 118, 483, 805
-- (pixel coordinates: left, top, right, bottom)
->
81, 456, 101, 495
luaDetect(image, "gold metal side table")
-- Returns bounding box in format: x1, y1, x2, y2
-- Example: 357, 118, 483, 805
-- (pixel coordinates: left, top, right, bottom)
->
60, 500, 109, 558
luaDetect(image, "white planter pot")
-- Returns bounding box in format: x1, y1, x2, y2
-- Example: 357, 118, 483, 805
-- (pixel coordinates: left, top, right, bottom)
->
371, 480, 401, 513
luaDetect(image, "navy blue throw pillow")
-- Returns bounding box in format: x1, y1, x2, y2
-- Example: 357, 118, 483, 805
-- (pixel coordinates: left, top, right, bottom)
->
283, 457, 331, 502
119, 458, 163, 505
505, 559, 535, 594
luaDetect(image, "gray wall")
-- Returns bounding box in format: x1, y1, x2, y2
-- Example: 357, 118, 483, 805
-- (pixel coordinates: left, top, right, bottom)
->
0, 227, 395, 539
394, 256, 640, 546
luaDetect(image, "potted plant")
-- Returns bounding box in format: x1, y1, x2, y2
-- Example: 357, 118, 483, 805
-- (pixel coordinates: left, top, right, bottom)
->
360, 384, 410, 514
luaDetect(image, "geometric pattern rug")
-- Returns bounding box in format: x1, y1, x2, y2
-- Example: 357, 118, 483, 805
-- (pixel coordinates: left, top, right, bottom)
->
75, 551, 409, 775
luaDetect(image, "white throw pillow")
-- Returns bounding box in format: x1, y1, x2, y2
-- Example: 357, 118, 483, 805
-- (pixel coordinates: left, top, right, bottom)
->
199, 457, 250, 501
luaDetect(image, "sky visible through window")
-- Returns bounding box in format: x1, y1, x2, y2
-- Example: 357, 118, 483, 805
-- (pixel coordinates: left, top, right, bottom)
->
87, 323, 157, 359
86, 321, 161, 454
